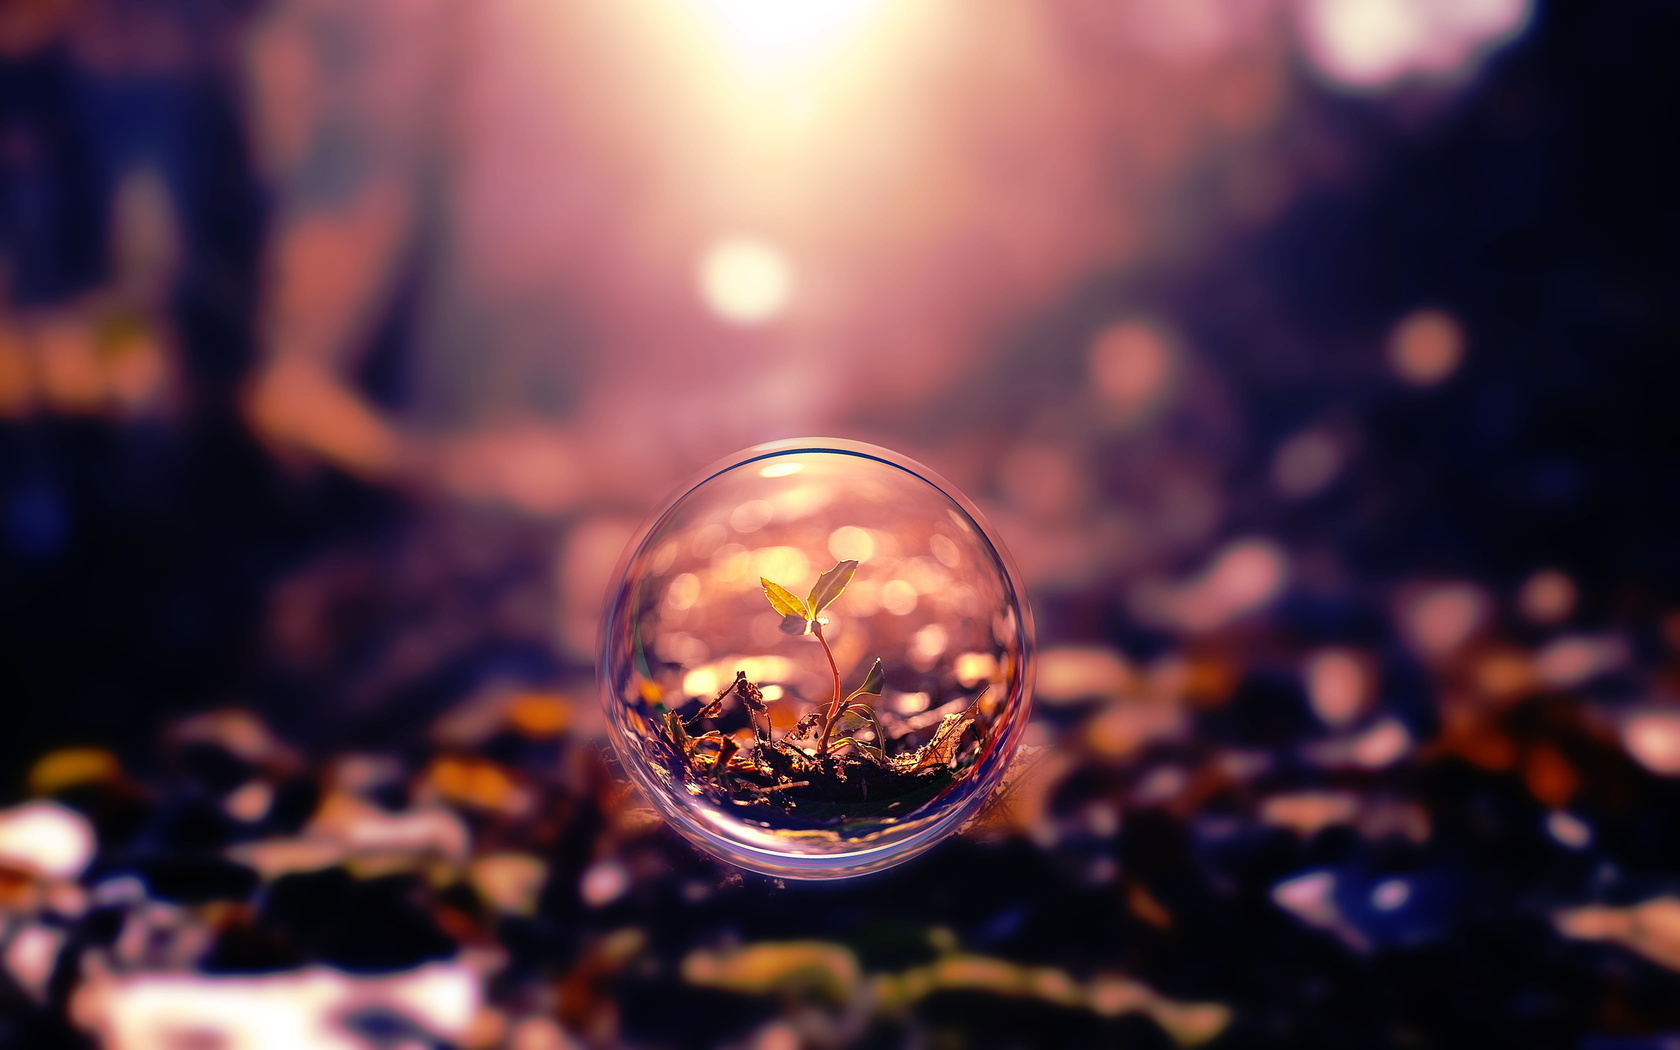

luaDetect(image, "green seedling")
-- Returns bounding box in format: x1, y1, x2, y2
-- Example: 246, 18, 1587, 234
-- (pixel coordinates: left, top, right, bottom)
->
659, 554, 987, 821
760, 559, 886, 757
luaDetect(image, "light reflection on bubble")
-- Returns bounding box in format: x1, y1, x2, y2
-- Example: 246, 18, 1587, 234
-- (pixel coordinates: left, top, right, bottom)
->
599, 439, 1033, 878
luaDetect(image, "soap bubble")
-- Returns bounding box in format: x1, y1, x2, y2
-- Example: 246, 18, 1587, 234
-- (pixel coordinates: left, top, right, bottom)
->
599, 439, 1034, 879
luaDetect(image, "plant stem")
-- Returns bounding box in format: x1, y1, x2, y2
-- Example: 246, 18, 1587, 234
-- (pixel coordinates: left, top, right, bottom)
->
812, 622, 843, 755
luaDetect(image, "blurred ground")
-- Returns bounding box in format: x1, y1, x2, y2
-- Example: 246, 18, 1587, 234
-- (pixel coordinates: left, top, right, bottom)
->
1, 0, 1679, 1046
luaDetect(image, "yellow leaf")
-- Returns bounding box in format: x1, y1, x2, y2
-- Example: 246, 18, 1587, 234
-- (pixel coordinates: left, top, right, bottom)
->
761, 577, 810, 620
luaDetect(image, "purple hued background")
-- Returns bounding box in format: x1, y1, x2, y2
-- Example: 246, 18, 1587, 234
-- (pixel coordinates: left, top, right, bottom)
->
1, 1, 1678, 1047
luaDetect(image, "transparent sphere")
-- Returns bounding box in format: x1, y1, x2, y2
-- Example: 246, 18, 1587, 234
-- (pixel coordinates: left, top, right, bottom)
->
599, 438, 1034, 879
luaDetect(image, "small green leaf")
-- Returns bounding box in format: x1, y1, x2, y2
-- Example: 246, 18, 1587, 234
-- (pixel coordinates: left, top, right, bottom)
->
841, 703, 887, 747
806, 560, 859, 617
778, 613, 810, 636
761, 577, 810, 621
844, 658, 884, 704
830, 737, 887, 765
831, 702, 880, 738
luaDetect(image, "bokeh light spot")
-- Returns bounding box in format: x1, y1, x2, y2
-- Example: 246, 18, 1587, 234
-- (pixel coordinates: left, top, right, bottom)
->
699, 237, 794, 325
880, 579, 918, 616
1300, 0, 1533, 91
1305, 649, 1369, 727
1398, 582, 1488, 660
1388, 309, 1465, 386
729, 499, 774, 533
911, 624, 949, 666
0, 801, 95, 880
1371, 879, 1410, 911
580, 860, 630, 907
1090, 320, 1178, 425
1519, 569, 1576, 624
1623, 711, 1680, 776
827, 525, 875, 562
667, 573, 702, 610
1272, 429, 1347, 498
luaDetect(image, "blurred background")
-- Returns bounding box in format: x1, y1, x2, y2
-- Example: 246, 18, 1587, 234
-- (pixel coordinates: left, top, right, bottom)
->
1, 0, 1678, 1045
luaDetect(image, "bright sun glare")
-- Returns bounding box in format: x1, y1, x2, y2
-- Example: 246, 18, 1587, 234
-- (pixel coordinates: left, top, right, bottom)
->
682, 0, 888, 70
